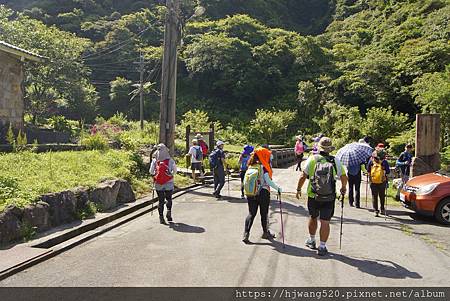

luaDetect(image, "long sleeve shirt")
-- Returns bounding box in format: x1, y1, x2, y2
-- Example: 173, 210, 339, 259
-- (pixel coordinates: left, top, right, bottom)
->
261, 168, 281, 192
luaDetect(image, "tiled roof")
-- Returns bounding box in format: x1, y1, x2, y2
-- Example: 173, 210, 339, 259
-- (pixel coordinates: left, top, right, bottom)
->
0, 41, 46, 62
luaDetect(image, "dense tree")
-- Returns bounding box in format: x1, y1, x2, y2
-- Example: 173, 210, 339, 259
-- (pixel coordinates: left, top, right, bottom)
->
0, 6, 95, 123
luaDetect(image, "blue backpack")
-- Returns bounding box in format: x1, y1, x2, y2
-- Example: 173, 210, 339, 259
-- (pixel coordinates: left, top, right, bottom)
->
241, 154, 250, 171
209, 150, 219, 169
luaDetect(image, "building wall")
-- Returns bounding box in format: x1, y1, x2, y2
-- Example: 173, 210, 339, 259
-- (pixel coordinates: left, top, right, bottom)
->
0, 51, 24, 129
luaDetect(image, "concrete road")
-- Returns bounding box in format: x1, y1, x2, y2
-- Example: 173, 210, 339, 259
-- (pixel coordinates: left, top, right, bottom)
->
1, 167, 449, 287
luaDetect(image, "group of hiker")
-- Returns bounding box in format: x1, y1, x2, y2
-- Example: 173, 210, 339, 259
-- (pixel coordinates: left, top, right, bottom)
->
148, 133, 413, 256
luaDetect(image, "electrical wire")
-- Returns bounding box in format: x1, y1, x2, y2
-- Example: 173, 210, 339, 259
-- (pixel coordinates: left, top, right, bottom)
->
81, 26, 151, 60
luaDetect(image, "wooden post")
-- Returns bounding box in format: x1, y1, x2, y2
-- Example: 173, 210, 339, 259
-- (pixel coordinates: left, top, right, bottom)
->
209, 122, 215, 151
412, 114, 441, 176
185, 125, 191, 155
159, 0, 180, 154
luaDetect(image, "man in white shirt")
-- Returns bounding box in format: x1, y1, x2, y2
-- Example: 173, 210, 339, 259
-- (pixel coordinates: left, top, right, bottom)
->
188, 139, 204, 182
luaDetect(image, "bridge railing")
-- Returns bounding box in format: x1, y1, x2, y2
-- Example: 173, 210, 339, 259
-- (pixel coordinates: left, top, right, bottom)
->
271, 147, 296, 168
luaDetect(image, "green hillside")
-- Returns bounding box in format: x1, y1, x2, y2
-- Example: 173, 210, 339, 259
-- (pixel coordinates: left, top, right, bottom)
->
0, 0, 448, 145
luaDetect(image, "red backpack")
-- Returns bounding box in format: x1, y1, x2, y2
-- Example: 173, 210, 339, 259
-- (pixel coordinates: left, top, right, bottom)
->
199, 140, 208, 156
154, 159, 173, 185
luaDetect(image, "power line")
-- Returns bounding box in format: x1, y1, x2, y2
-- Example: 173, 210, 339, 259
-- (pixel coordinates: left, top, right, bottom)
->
81, 26, 152, 60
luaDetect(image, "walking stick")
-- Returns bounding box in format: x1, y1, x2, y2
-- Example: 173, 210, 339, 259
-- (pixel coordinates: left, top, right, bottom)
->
339, 193, 344, 250
277, 192, 285, 248
151, 180, 155, 216
227, 168, 230, 196
365, 174, 369, 208
150, 146, 158, 217
385, 180, 389, 221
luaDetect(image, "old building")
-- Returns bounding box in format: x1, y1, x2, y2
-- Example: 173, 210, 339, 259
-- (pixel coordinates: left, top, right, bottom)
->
0, 41, 45, 129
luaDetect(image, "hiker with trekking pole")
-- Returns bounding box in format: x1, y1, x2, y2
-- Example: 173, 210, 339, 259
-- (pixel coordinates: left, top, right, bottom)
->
149, 144, 178, 224
242, 147, 283, 244
296, 137, 348, 256
209, 141, 227, 199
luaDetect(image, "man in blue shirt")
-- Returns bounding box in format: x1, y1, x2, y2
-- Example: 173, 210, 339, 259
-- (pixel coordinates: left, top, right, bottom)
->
396, 144, 413, 181
347, 164, 364, 208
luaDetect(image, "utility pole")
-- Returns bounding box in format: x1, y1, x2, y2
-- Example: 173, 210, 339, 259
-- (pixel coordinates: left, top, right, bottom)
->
133, 51, 146, 130
159, 0, 180, 154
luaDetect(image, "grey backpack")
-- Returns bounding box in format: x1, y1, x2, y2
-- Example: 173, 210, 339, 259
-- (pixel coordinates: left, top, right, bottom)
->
311, 155, 337, 202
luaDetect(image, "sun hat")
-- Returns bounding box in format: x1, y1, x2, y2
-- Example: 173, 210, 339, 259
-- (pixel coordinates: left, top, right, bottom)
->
317, 137, 335, 153
242, 145, 254, 155
195, 133, 203, 139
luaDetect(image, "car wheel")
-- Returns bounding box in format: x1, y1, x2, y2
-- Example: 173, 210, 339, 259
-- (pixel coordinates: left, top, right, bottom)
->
435, 198, 450, 225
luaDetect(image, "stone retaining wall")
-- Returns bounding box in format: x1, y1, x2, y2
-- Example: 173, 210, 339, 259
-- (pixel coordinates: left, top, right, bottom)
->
0, 179, 136, 246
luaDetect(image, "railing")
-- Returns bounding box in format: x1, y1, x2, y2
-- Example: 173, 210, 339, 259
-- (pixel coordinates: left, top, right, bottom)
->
271, 147, 296, 168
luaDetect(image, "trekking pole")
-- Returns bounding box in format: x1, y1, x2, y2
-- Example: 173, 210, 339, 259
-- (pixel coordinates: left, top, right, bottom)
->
149, 146, 158, 217
227, 167, 231, 196
365, 174, 369, 208
385, 180, 389, 221
151, 180, 155, 216
278, 192, 285, 248
339, 194, 344, 250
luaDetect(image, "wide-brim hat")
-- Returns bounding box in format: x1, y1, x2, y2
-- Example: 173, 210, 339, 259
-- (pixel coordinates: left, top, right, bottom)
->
195, 133, 204, 139
318, 137, 335, 153
296, 135, 303, 140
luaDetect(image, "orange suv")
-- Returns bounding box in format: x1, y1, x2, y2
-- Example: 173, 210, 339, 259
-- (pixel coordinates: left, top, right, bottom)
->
400, 171, 450, 225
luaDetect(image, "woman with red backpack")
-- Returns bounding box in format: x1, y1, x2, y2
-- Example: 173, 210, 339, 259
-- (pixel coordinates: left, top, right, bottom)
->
150, 144, 178, 224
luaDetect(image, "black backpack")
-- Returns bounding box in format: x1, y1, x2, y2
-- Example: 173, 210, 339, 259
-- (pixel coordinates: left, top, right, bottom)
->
311, 155, 337, 202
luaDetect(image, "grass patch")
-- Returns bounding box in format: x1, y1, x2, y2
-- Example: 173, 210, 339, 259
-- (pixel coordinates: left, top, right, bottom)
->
400, 224, 414, 236
0, 150, 137, 212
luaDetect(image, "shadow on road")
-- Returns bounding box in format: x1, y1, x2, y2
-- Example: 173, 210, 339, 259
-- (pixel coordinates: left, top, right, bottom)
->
187, 189, 247, 204
168, 222, 205, 234
326, 253, 423, 279
250, 239, 422, 280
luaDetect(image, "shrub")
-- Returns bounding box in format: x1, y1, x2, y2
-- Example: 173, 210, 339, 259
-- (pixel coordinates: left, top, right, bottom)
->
81, 134, 109, 150
362, 106, 409, 144
217, 125, 247, 145
250, 109, 297, 144
317, 102, 363, 149
386, 127, 415, 156
177, 109, 221, 139
48, 116, 72, 133
107, 112, 129, 129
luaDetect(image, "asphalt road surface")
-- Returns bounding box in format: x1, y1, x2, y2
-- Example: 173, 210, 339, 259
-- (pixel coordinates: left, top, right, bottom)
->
1, 167, 449, 287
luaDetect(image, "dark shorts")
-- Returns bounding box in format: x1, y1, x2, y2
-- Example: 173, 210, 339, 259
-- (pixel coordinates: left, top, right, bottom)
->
307, 197, 335, 221
191, 162, 202, 171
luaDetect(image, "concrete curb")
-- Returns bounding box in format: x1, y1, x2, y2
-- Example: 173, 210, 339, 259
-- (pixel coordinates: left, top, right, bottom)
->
0, 183, 202, 281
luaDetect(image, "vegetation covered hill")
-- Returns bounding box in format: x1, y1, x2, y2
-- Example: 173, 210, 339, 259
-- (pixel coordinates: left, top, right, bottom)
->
0, 0, 448, 145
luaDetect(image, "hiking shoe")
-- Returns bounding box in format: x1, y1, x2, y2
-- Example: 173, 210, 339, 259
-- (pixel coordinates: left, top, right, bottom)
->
166, 210, 173, 222
261, 231, 275, 239
355, 204, 361, 209
375, 211, 380, 217
241, 194, 245, 199
159, 216, 166, 224
305, 238, 317, 249
317, 246, 328, 256
242, 232, 250, 244
349, 203, 354, 207
380, 209, 386, 215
